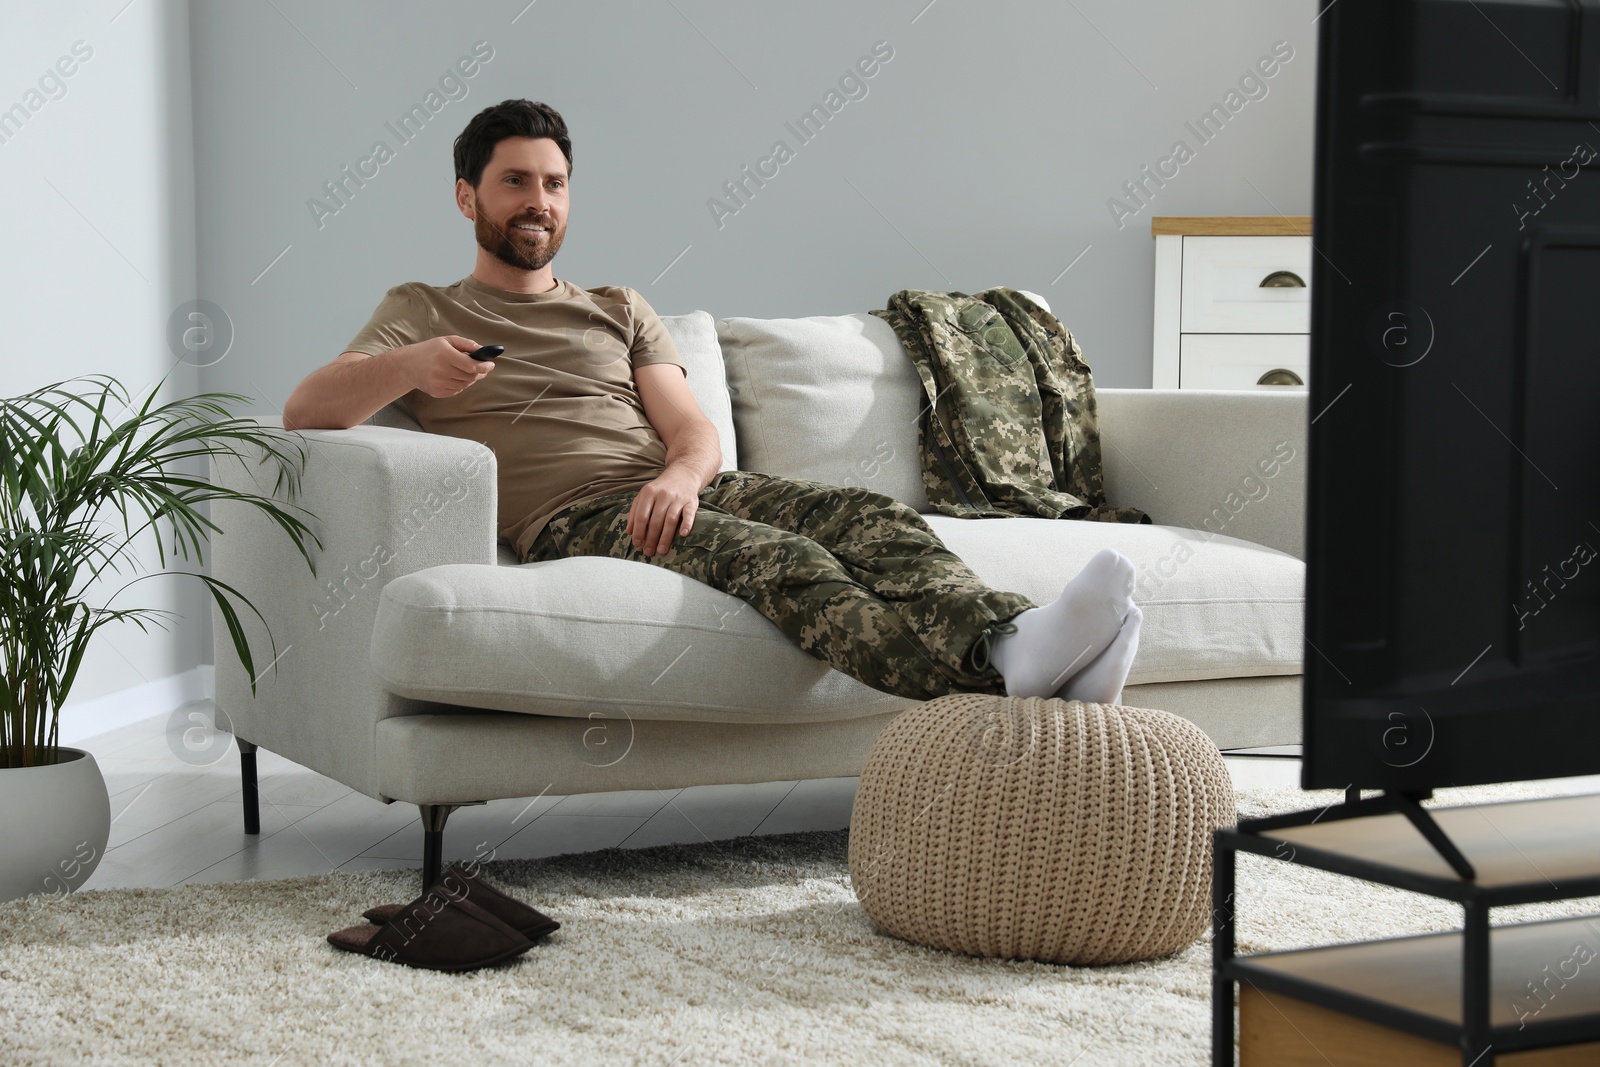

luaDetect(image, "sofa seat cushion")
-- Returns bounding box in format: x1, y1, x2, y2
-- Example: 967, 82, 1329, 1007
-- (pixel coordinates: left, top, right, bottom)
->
372, 556, 920, 725
921, 515, 1302, 685
373, 517, 1300, 722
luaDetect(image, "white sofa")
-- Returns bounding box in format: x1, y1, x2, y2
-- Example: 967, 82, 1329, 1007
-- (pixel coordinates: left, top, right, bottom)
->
211, 296, 1307, 887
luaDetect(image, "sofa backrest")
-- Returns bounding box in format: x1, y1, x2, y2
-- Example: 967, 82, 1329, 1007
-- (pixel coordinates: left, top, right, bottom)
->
661, 310, 740, 473
716, 312, 931, 510
367, 398, 424, 431
714, 290, 1051, 513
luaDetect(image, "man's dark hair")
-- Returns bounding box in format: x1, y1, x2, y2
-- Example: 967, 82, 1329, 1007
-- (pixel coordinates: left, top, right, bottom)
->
453, 99, 572, 187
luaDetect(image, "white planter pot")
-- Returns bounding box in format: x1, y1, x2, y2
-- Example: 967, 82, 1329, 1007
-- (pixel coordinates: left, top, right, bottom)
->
0, 748, 111, 902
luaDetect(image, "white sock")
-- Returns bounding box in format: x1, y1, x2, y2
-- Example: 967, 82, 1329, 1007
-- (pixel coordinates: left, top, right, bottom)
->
987, 548, 1135, 698
1056, 604, 1142, 705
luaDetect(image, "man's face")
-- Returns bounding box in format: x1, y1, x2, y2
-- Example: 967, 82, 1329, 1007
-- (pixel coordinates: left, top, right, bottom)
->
465, 136, 569, 272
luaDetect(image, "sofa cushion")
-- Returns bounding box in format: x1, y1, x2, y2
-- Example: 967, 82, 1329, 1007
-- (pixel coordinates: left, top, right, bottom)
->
717, 311, 930, 510
372, 557, 918, 726
716, 290, 1053, 512
660, 311, 739, 473
372, 513, 1300, 724
921, 515, 1302, 686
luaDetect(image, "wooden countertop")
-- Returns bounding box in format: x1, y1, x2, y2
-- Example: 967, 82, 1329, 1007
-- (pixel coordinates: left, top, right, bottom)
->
1151, 215, 1312, 236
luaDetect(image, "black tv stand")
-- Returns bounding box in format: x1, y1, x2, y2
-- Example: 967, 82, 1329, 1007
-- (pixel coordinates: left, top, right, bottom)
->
1213, 790, 1600, 1065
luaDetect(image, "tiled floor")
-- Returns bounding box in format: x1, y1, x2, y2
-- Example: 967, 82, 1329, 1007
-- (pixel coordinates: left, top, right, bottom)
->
76, 701, 1303, 892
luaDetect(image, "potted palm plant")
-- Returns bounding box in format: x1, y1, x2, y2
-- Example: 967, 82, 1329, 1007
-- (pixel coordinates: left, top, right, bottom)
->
0, 375, 318, 901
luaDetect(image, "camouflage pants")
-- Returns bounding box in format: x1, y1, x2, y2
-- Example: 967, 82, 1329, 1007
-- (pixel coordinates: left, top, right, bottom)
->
527, 470, 1039, 699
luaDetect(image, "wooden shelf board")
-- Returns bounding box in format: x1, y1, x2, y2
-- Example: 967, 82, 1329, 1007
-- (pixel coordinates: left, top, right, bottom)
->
1240, 986, 1600, 1066
1235, 913, 1600, 1030
1150, 215, 1312, 236
1259, 793, 1600, 889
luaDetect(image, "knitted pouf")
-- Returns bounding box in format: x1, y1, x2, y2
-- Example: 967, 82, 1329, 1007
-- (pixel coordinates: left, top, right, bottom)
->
848, 694, 1236, 965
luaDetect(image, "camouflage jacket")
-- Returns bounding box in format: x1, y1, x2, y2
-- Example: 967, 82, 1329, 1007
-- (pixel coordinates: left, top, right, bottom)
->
871, 288, 1150, 524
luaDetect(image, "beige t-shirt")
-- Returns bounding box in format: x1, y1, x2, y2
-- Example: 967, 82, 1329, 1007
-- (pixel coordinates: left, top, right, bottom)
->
343, 275, 687, 561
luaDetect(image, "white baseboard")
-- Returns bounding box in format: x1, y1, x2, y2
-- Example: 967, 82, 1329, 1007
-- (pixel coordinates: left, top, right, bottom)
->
57, 666, 216, 745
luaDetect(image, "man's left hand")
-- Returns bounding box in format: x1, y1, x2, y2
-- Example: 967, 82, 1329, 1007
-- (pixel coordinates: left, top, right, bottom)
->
626, 470, 702, 557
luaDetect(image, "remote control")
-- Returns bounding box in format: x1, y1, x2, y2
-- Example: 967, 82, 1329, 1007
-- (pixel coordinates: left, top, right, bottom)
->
470, 344, 505, 361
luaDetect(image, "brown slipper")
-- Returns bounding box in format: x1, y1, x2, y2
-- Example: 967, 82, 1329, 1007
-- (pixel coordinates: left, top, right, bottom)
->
363, 865, 560, 940
329, 889, 533, 971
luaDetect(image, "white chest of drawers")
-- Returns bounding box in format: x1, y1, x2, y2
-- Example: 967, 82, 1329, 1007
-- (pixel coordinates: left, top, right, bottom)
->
1151, 216, 1313, 390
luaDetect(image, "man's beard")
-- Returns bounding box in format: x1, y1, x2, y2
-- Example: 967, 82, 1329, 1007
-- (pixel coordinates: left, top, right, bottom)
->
474, 204, 565, 272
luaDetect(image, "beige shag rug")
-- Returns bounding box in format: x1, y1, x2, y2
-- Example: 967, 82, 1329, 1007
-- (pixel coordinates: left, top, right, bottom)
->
3, 780, 1597, 1066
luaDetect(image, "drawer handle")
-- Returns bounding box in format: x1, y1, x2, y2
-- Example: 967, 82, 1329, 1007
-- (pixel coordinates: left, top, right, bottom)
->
1259, 270, 1306, 288
1257, 368, 1304, 386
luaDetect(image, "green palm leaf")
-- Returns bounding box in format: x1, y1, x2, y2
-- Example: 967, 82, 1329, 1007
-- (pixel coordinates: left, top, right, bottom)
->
0, 376, 320, 768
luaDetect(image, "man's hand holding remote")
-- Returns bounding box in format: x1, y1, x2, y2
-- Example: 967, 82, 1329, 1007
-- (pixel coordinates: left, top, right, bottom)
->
399, 336, 498, 398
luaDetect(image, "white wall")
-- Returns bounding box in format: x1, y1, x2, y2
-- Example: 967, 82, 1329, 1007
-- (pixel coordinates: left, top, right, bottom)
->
1, 1, 207, 709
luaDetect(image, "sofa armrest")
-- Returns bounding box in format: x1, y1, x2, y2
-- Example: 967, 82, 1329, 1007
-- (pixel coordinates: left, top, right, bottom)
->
1095, 389, 1308, 559
210, 424, 497, 798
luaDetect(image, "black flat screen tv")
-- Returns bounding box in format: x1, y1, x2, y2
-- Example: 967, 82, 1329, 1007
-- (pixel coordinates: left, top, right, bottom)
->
1303, 0, 1600, 791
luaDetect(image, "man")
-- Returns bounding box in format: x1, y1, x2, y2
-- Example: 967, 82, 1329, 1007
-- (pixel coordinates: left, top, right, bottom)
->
283, 99, 1142, 703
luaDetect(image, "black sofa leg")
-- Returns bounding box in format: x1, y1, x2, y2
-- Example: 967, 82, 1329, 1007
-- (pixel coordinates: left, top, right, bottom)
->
239, 740, 260, 835
419, 804, 459, 892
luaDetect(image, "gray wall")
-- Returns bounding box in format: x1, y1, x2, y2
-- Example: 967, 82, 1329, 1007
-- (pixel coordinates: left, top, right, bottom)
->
2, 1, 206, 703
192, 0, 1318, 407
